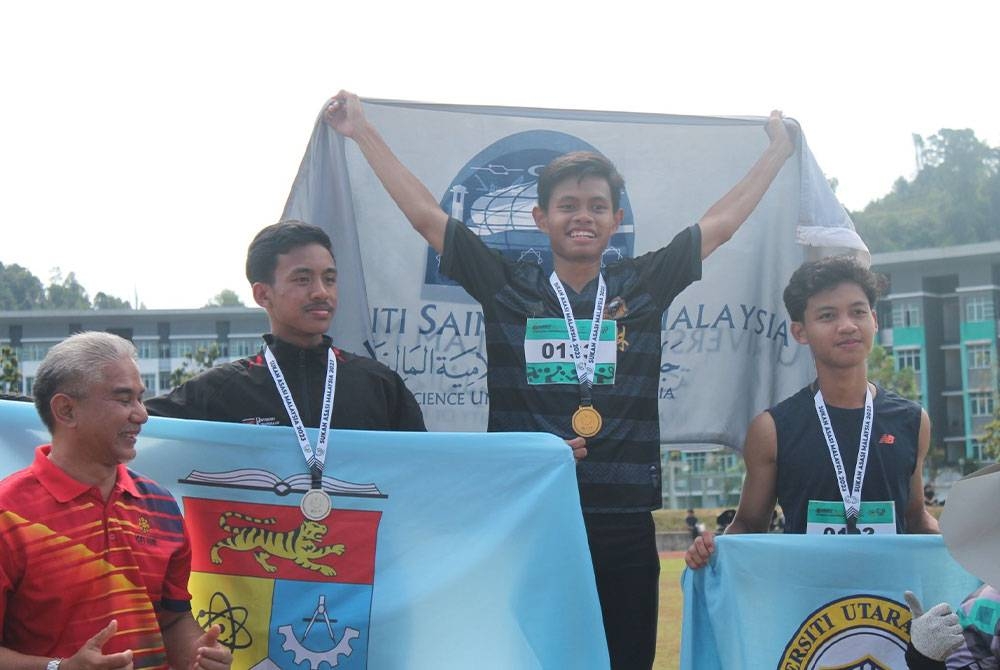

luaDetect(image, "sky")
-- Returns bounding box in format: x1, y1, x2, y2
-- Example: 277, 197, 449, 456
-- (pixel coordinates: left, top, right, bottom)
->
2, 1, 997, 309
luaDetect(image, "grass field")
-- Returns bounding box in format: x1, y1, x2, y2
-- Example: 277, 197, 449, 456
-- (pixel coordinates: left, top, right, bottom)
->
656, 554, 685, 670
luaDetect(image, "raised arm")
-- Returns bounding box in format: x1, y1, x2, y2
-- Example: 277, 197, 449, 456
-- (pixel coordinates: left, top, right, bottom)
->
905, 410, 940, 534
325, 90, 449, 253
698, 110, 796, 260
685, 411, 778, 568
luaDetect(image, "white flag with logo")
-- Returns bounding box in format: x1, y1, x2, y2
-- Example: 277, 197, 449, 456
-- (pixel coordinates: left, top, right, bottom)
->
285, 99, 865, 450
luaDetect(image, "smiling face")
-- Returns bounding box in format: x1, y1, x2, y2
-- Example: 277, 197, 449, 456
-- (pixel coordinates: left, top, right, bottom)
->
67, 357, 148, 466
791, 281, 878, 371
532, 175, 624, 270
253, 243, 338, 348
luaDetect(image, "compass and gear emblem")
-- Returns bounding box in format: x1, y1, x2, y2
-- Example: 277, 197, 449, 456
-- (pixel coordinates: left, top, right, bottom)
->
277, 595, 360, 668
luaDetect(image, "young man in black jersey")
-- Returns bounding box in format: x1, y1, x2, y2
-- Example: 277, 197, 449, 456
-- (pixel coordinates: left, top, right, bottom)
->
146, 221, 425, 431
325, 91, 795, 669
686, 256, 938, 569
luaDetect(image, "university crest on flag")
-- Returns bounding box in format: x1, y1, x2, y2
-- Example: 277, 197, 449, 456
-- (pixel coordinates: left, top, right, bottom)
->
184, 495, 381, 669
680, 535, 981, 670
777, 595, 911, 669
1, 404, 612, 669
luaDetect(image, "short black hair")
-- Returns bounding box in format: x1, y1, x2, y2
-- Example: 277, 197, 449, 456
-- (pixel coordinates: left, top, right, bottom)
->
536, 151, 625, 212
783, 256, 887, 322
245, 220, 335, 284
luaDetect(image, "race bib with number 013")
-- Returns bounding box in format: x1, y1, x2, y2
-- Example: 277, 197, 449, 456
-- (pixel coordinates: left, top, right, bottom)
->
524, 318, 617, 385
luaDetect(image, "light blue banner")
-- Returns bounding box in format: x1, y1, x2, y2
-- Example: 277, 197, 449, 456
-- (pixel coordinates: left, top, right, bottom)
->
0, 400, 609, 669
681, 534, 981, 670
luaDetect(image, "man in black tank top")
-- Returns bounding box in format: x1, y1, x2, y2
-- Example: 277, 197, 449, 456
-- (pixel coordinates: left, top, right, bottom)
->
686, 256, 939, 569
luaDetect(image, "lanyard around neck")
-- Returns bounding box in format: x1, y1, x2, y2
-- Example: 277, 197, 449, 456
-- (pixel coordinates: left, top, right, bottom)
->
264, 346, 337, 484
813, 385, 874, 522
549, 272, 606, 405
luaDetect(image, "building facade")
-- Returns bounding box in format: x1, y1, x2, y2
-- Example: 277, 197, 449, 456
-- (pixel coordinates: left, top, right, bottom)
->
872, 241, 1000, 473
0, 307, 269, 397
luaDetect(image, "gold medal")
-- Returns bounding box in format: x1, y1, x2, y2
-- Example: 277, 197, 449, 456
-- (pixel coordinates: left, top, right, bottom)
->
572, 405, 603, 438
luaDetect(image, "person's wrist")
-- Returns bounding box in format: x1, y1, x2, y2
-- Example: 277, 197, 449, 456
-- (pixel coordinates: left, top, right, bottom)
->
46, 659, 62, 670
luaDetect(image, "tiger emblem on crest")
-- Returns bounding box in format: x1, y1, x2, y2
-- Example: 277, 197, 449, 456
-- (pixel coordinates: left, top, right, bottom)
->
210, 511, 346, 577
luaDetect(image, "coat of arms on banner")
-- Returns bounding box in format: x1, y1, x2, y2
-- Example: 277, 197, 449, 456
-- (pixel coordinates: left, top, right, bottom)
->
181, 471, 383, 670
426, 130, 636, 286
777, 594, 912, 670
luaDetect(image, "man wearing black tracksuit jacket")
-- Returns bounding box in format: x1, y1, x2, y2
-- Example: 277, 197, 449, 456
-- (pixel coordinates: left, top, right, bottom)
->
146, 334, 425, 430
146, 221, 425, 432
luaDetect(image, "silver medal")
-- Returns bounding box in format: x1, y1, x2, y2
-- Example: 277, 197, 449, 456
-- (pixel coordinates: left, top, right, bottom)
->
300, 488, 332, 521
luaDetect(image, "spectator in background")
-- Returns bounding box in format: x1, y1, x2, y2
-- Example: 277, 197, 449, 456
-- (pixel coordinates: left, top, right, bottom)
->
685, 509, 700, 540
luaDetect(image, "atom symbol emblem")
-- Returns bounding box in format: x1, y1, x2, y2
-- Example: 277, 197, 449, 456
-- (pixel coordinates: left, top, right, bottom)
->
196, 592, 253, 651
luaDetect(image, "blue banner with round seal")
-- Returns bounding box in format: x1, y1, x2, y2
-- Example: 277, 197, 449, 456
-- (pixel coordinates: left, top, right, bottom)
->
681, 534, 981, 669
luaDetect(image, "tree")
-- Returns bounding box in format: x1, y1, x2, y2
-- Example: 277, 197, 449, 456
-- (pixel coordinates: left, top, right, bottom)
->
45, 269, 91, 310
982, 411, 1000, 462
0, 345, 21, 393
0, 263, 46, 310
867, 344, 919, 400
168, 344, 222, 388
0, 262, 133, 311
853, 129, 1000, 252
980, 368, 1000, 461
93, 292, 132, 310
205, 289, 245, 308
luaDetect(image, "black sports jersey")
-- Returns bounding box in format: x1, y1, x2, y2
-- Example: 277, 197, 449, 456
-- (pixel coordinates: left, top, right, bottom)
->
146, 334, 426, 431
441, 218, 701, 512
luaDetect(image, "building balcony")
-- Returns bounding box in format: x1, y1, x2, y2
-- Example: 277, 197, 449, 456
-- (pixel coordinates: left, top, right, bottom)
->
943, 423, 966, 439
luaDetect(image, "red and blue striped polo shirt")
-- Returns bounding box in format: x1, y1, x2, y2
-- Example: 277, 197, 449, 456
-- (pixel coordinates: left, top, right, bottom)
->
0, 446, 192, 667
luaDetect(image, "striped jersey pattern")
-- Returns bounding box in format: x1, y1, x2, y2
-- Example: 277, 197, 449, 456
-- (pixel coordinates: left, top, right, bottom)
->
0, 446, 191, 668
441, 218, 701, 512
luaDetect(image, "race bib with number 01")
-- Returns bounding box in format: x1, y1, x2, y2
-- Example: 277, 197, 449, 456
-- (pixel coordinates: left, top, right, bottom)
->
524, 318, 617, 385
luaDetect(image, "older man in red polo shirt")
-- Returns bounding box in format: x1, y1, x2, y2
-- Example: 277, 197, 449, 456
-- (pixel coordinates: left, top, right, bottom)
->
0, 332, 231, 670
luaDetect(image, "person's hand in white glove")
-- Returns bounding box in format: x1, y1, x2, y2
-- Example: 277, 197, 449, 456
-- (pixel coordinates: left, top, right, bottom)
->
905, 591, 964, 661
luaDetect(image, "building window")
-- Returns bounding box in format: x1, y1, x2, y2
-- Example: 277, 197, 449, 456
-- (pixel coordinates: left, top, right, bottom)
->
141, 374, 156, 394
18, 342, 56, 361
159, 375, 174, 392
965, 296, 995, 323
173, 341, 194, 358
172, 339, 220, 359
895, 349, 922, 372
684, 452, 707, 473
23, 377, 34, 395
971, 440, 985, 462
135, 340, 159, 359
891, 301, 922, 328
139, 341, 157, 359
229, 337, 261, 358
968, 344, 993, 370
970, 392, 995, 417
